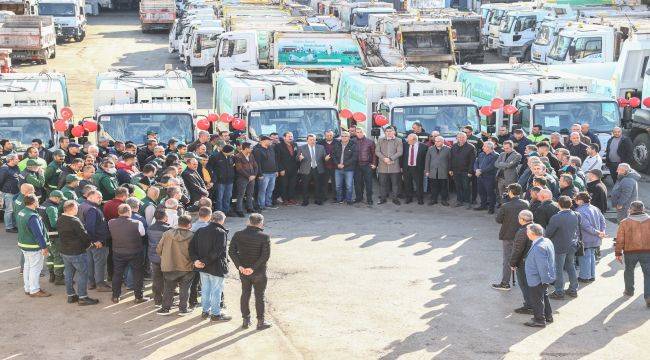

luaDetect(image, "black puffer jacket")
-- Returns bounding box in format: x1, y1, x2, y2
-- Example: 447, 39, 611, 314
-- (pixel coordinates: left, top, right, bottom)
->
208, 151, 235, 184
189, 222, 229, 277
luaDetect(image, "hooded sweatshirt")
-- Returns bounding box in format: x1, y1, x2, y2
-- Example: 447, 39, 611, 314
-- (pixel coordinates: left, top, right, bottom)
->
615, 213, 650, 256
156, 227, 194, 272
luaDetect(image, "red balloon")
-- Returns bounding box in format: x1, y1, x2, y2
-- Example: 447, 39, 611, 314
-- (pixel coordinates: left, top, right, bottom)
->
617, 98, 629, 108
490, 97, 504, 110
339, 109, 352, 119
374, 114, 388, 126
54, 119, 68, 132
207, 113, 218, 123
629, 97, 641, 108
352, 112, 366, 122
219, 113, 232, 123
503, 104, 518, 115
231, 118, 246, 131
196, 118, 211, 131
643, 97, 650, 108
479, 106, 493, 117
83, 120, 98, 132
71, 125, 85, 138
60, 107, 74, 121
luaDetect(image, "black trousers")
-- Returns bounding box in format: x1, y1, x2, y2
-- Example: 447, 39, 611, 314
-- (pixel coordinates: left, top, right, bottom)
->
530, 283, 552, 322
478, 175, 496, 210
162, 271, 194, 311
403, 166, 424, 201
324, 168, 336, 197
429, 178, 449, 201
277, 170, 298, 201
189, 271, 200, 305
240, 271, 267, 320
301, 168, 323, 202
471, 174, 478, 203
112, 252, 144, 299
354, 164, 374, 202
379, 173, 401, 200
607, 162, 620, 182
150, 261, 164, 304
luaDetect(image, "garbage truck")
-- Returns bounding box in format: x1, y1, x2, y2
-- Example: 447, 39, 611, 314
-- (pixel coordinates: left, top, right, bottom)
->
37, 0, 86, 43
0, 15, 56, 63
92, 68, 198, 145
139, 0, 176, 33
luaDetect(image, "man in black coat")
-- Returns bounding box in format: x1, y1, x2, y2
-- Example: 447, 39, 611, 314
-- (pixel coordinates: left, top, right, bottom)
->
402, 133, 428, 204
331, 131, 357, 204
208, 145, 236, 214
604, 127, 633, 182
274, 132, 299, 205
533, 189, 560, 228
228, 213, 271, 330
182, 157, 209, 206
189, 211, 232, 322
493, 184, 529, 290
509, 210, 534, 314
586, 169, 607, 213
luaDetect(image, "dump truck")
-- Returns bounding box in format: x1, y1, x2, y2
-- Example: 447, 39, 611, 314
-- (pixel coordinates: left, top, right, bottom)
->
0, 15, 56, 63
139, 0, 176, 32
92, 68, 198, 145
37, 0, 86, 42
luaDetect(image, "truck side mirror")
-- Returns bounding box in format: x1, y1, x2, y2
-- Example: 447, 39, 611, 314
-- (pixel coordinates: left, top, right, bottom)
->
568, 45, 576, 59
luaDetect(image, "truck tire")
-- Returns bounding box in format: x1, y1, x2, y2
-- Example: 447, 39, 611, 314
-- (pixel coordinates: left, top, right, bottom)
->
632, 133, 650, 172
50, 47, 56, 59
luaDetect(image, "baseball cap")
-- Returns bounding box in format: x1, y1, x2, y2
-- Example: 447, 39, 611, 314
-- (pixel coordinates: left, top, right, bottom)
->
65, 174, 79, 183
68, 143, 80, 148
49, 190, 64, 199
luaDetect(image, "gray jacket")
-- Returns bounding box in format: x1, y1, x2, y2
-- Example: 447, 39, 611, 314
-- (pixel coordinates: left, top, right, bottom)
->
297, 143, 326, 175
610, 169, 640, 210
424, 145, 451, 179
545, 209, 579, 254
375, 137, 403, 174
495, 150, 521, 184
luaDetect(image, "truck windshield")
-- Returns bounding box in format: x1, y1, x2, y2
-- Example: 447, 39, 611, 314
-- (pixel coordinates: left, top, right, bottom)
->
490, 10, 505, 25
535, 23, 552, 45
0, 117, 52, 150
99, 113, 194, 145
247, 108, 339, 140
500, 16, 514, 32
391, 105, 480, 137
402, 32, 450, 55
548, 35, 572, 61
38, 4, 75, 17
351, 12, 370, 27
533, 101, 619, 134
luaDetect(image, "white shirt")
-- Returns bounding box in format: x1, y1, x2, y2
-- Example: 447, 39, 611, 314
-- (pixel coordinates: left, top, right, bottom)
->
581, 154, 603, 173
408, 142, 419, 167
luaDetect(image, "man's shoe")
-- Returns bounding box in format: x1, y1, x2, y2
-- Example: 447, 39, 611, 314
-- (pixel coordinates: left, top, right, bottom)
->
257, 320, 272, 330
54, 275, 65, 285
405, 198, 413, 204
441, 201, 449, 206
67, 295, 79, 303
578, 278, 591, 283
201, 312, 210, 320
545, 317, 554, 323
465, 203, 472, 210
514, 306, 533, 315
392, 199, 401, 205
157, 308, 172, 316
111, 297, 120, 304
491, 282, 511, 291
211, 313, 232, 322
49, 272, 56, 283
242, 317, 251, 329
346, 201, 353, 205
78, 297, 99, 306
474, 206, 488, 211
5, 228, 18, 233
267, 206, 278, 210
29, 290, 51, 298
549, 292, 565, 300
236, 211, 245, 218
588, 278, 595, 282
524, 320, 546, 328
133, 298, 147, 304
378, 199, 387, 205
354, 198, 362, 203
88, 283, 96, 290
488, 208, 495, 214
315, 200, 323, 205
623, 290, 634, 297
566, 290, 578, 298
429, 200, 437, 206
177, 309, 190, 316
246, 208, 253, 214
301, 201, 309, 206
367, 200, 373, 205
96, 284, 112, 292
453, 202, 463, 208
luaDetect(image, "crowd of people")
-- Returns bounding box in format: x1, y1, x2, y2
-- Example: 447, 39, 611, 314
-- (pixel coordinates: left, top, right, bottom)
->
0, 119, 648, 329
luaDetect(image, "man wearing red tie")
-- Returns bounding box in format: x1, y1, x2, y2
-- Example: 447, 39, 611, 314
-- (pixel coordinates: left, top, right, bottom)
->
402, 134, 429, 204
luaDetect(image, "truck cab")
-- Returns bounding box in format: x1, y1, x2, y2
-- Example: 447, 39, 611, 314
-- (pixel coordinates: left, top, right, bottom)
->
37, 0, 86, 42
547, 23, 616, 64
179, 18, 221, 63
376, 95, 480, 140
498, 9, 546, 61
241, 99, 339, 142
487, 2, 536, 51
0, 106, 57, 152
187, 26, 223, 79
169, 11, 218, 53
349, 7, 395, 32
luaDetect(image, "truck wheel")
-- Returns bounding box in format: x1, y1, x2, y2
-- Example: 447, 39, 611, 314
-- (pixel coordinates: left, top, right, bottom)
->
522, 48, 531, 62
50, 47, 56, 59
632, 133, 650, 172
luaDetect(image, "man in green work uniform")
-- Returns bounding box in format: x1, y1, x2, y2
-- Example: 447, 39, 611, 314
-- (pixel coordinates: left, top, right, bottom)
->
39, 190, 65, 285
93, 160, 118, 200
61, 174, 80, 203
19, 159, 46, 200
17, 194, 51, 297
44, 149, 66, 194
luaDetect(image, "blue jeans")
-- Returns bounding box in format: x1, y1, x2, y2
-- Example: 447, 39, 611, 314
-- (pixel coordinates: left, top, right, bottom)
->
257, 173, 277, 209
200, 272, 225, 315
554, 251, 578, 295
335, 169, 354, 202
624, 252, 650, 299
61, 253, 89, 298
214, 183, 233, 213
3, 192, 15, 229
578, 247, 596, 280
87, 246, 108, 286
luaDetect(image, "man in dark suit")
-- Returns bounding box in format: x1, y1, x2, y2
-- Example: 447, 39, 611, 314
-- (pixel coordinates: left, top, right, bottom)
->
545, 196, 580, 299
181, 157, 209, 206
297, 134, 326, 206
402, 133, 428, 204
533, 189, 560, 228
493, 183, 529, 290
275, 132, 299, 205
604, 127, 633, 182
